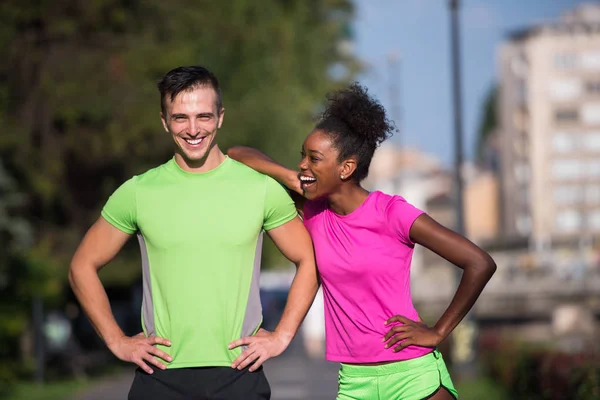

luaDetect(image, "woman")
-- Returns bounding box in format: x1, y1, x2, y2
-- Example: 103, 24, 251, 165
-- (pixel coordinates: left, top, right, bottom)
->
228, 83, 496, 400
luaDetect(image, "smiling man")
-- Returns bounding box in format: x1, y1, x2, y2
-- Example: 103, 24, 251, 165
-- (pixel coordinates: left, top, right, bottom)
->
68, 66, 319, 400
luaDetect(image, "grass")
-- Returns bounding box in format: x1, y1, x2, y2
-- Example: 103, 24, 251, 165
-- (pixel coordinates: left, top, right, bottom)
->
3, 379, 90, 400
455, 377, 510, 400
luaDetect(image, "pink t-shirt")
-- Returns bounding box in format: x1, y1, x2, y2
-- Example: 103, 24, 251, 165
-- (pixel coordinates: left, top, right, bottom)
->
303, 191, 432, 363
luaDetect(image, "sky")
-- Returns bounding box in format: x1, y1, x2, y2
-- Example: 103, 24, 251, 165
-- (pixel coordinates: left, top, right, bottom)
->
353, 0, 587, 166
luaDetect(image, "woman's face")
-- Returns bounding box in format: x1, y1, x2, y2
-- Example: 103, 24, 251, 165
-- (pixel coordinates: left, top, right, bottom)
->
298, 129, 345, 200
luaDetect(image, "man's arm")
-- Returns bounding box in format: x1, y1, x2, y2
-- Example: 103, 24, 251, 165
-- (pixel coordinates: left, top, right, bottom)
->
228, 216, 318, 371
69, 217, 172, 374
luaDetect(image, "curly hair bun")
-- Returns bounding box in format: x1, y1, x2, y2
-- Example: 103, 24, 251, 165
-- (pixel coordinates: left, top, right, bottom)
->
319, 82, 395, 147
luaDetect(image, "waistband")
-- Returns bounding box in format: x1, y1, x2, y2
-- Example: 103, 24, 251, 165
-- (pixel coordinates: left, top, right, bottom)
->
339, 349, 441, 377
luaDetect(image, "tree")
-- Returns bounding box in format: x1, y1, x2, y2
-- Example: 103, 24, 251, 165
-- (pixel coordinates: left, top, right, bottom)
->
0, 158, 36, 390
0, 0, 359, 285
475, 84, 499, 169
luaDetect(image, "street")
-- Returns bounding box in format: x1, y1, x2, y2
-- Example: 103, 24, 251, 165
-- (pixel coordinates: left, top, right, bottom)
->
72, 335, 338, 400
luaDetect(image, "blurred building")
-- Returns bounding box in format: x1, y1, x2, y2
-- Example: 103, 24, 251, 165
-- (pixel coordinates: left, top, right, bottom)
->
498, 3, 600, 248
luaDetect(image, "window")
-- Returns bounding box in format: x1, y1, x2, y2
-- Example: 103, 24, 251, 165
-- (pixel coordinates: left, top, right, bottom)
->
582, 132, 600, 152
555, 109, 578, 123
550, 79, 582, 101
554, 53, 577, 70
516, 215, 532, 235
516, 79, 527, 103
552, 132, 577, 152
514, 163, 530, 184
586, 185, 600, 205
553, 186, 583, 205
581, 51, 600, 71
588, 160, 600, 177
552, 160, 583, 180
581, 103, 600, 126
587, 210, 600, 231
555, 209, 581, 232
586, 81, 600, 95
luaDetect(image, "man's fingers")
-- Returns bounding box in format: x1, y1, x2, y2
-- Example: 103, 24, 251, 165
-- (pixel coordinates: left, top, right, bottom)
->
231, 348, 256, 369
148, 336, 172, 347
248, 356, 267, 372
228, 336, 253, 350
135, 358, 154, 374
148, 347, 173, 363
143, 353, 167, 370
235, 351, 259, 370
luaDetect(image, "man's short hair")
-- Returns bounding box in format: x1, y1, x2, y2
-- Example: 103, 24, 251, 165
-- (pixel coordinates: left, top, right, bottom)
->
158, 66, 222, 114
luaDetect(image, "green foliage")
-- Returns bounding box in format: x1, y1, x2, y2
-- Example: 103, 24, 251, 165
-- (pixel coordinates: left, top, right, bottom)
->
475, 84, 498, 165
455, 378, 509, 400
0, 0, 359, 387
479, 333, 600, 399
0, 0, 359, 283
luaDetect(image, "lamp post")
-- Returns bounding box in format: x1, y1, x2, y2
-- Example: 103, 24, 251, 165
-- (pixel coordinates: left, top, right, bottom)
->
448, 0, 477, 378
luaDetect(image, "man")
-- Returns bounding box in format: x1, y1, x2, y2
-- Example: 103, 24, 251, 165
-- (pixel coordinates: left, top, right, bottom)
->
69, 66, 319, 399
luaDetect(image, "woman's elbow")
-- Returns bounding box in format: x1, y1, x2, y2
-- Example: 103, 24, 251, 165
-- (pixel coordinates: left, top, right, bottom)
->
475, 253, 497, 279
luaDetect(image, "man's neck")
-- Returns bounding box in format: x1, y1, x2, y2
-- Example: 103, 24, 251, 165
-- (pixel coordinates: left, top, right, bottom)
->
174, 145, 226, 173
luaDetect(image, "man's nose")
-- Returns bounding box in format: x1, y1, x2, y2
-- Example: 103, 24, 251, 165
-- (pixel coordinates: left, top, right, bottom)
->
187, 120, 199, 136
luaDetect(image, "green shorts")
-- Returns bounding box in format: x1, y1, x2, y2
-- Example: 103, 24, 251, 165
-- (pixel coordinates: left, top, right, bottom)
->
337, 349, 458, 400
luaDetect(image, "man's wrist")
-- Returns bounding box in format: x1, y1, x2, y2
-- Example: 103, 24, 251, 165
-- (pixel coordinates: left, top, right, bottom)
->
104, 331, 126, 348
273, 328, 294, 346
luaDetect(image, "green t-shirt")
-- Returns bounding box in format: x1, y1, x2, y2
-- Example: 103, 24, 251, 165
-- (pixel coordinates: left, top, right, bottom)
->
101, 156, 297, 368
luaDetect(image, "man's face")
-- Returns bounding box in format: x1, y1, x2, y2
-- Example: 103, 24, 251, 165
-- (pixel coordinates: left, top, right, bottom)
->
161, 86, 224, 164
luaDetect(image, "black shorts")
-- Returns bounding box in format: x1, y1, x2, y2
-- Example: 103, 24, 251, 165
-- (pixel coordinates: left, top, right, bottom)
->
128, 365, 271, 400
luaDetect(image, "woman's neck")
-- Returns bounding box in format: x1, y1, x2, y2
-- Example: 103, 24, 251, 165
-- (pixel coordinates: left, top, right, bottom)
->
327, 184, 370, 216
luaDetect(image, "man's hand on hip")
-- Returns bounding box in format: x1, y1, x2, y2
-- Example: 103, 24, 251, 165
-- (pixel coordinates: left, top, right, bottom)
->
228, 328, 291, 372
108, 332, 172, 374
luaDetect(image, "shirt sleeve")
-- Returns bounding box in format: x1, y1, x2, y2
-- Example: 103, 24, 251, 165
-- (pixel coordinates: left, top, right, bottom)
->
386, 195, 425, 246
100, 176, 138, 234
263, 176, 298, 231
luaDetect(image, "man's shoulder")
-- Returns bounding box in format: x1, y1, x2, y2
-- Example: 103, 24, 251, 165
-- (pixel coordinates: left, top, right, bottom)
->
227, 158, 269, 182
130, 160, 172, 186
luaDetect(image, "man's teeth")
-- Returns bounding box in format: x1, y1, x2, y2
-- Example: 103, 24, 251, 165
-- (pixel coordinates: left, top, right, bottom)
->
184, 138, 203, 145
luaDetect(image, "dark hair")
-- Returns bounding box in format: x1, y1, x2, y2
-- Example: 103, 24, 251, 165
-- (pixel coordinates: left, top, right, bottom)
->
157, 66, 222, 114
316, 82, 395, 182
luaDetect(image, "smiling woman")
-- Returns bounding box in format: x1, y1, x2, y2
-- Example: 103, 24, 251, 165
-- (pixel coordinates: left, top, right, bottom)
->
228, 82, 496, 400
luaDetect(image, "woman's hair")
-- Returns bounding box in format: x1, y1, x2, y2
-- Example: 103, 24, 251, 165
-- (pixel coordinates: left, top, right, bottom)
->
315, 82, 395, 182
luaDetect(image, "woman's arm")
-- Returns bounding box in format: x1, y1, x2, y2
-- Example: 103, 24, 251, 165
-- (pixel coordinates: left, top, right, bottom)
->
384, 214, 496, 351
228, 146, 305, 211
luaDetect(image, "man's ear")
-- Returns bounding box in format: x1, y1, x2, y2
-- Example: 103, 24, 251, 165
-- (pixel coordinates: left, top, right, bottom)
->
217, 108, 225, 129
160, 112, 169, 133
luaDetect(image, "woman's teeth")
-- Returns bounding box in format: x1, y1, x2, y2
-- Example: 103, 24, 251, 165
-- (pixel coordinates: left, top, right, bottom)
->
300, 176, 316, 184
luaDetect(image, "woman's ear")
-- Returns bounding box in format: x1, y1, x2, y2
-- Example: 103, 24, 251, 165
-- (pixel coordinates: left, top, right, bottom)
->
339, 158, 357, 180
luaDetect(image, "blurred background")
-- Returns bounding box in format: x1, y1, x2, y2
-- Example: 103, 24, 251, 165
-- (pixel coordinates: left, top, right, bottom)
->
1, 0, 599, 399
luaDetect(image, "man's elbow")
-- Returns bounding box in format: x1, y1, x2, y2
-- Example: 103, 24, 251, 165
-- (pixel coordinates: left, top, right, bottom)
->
68, 258, 95, 290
